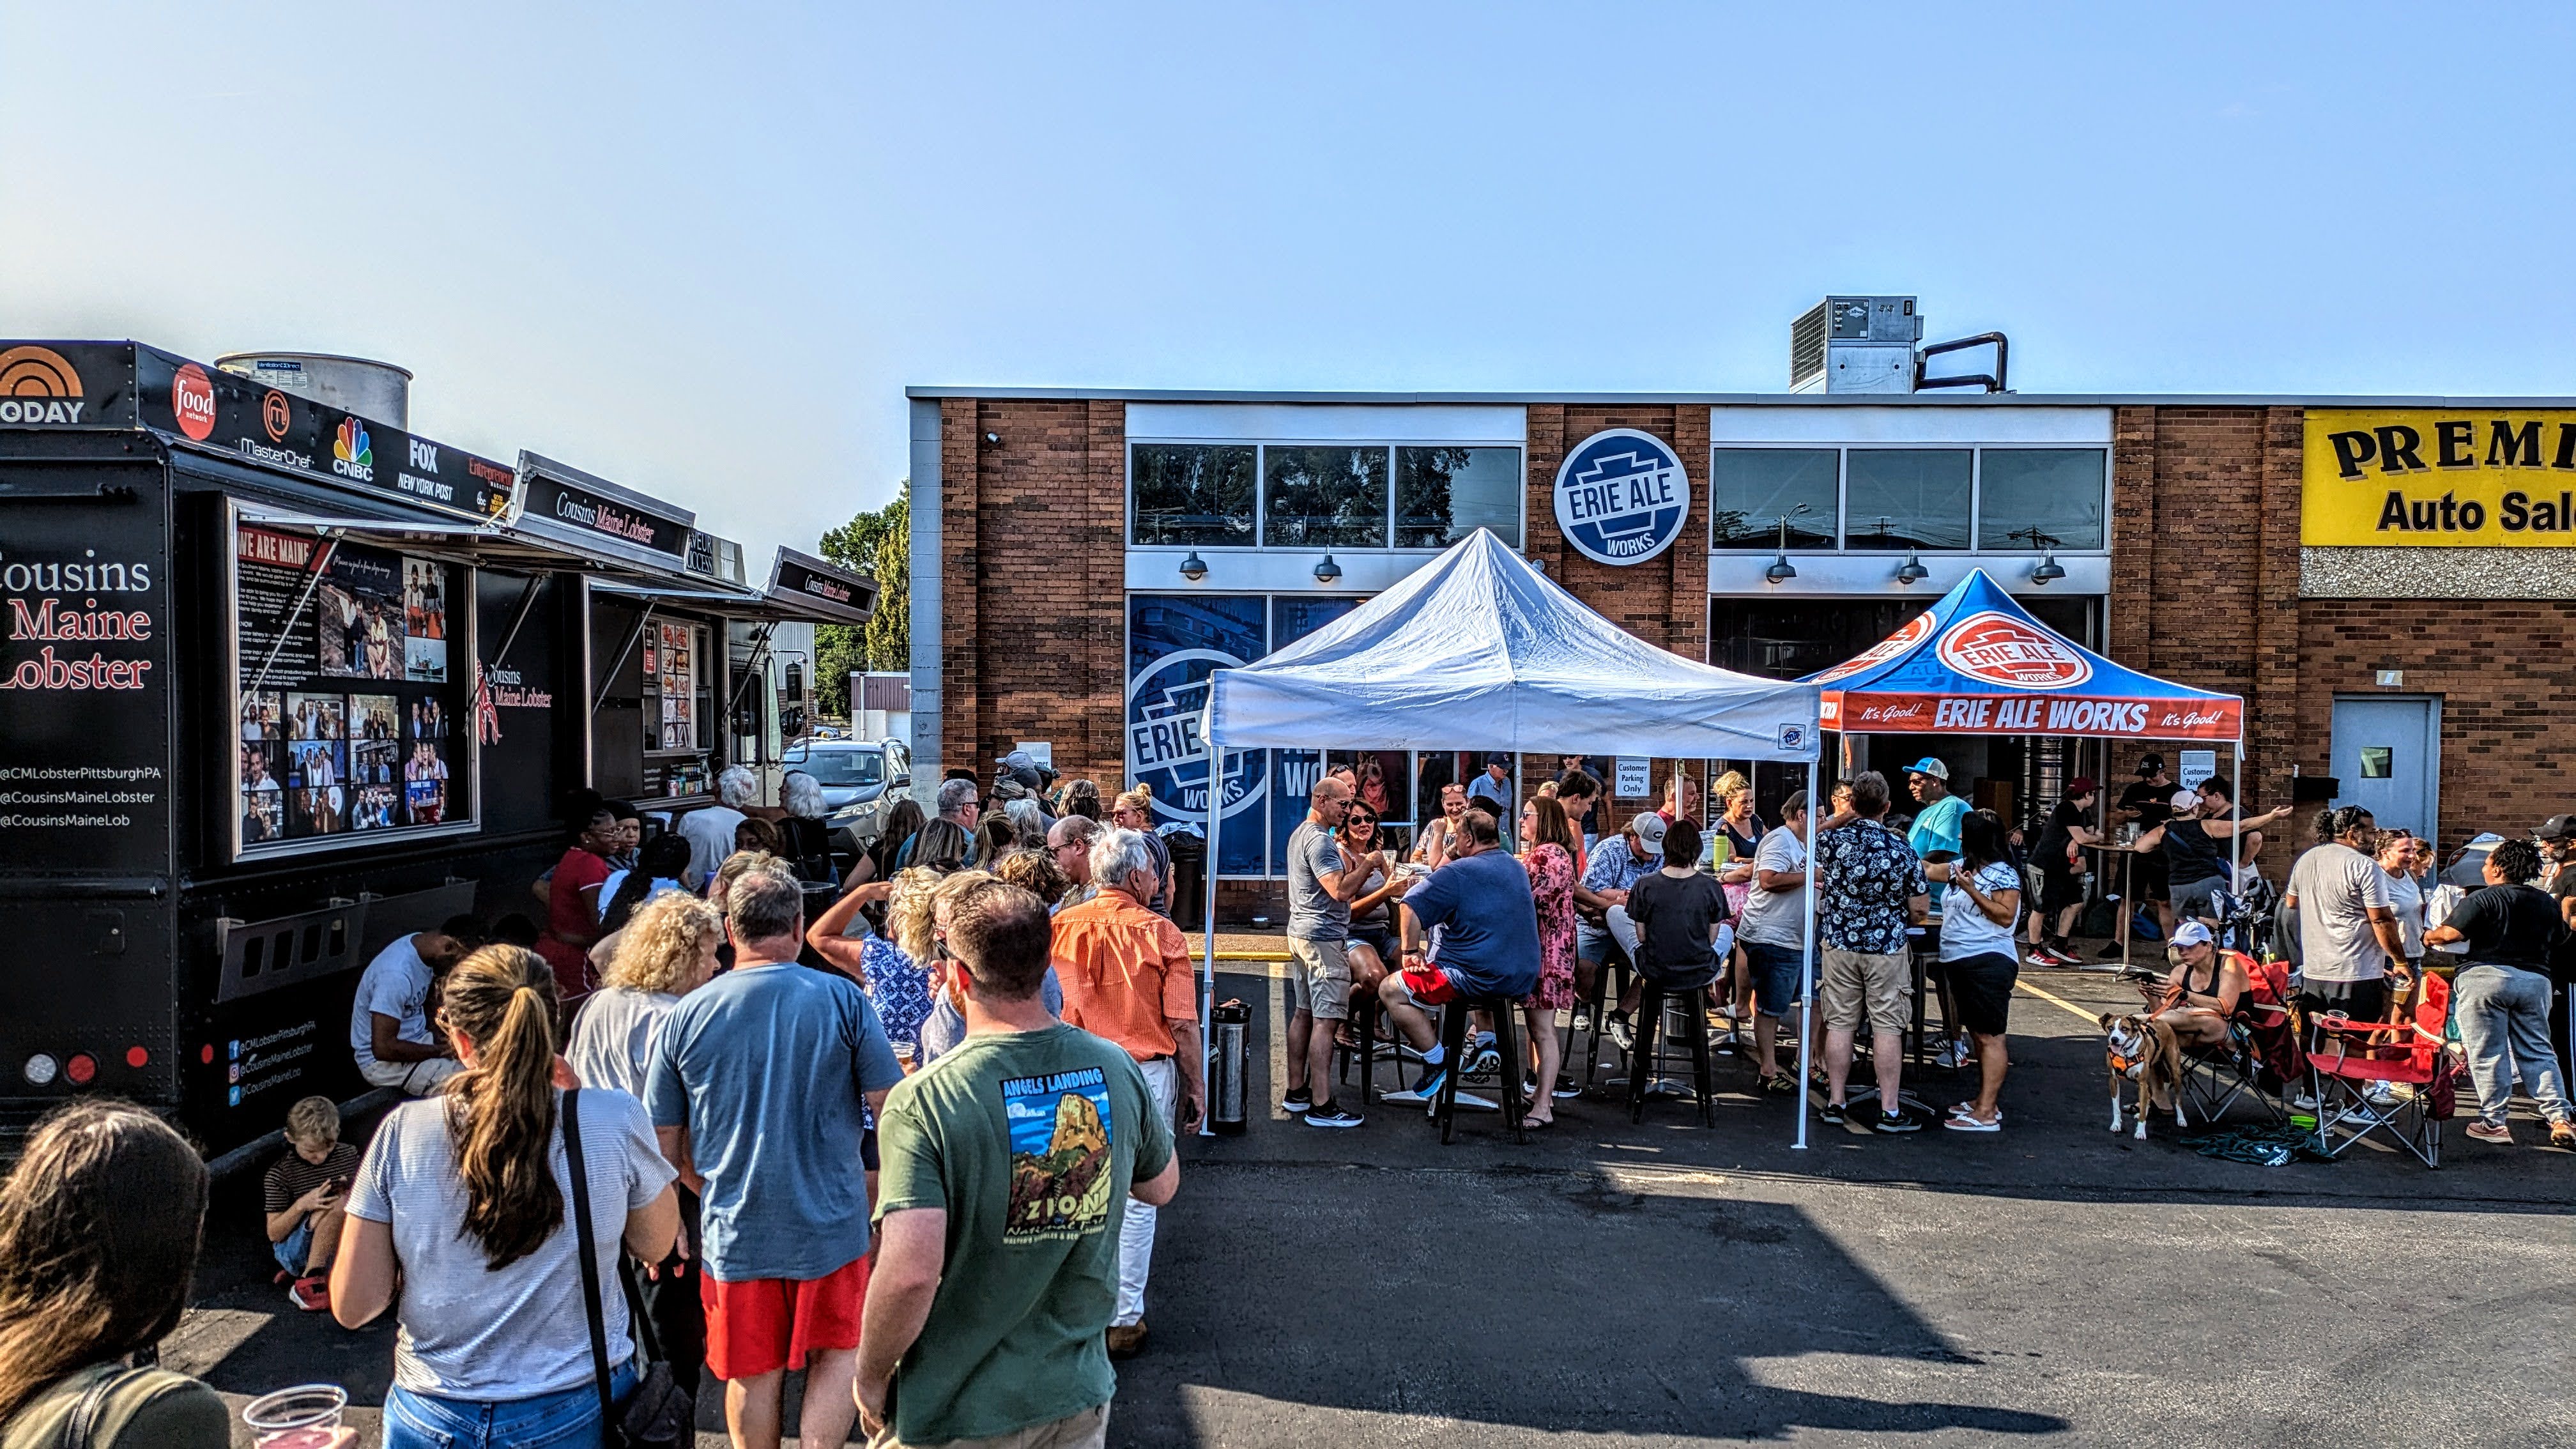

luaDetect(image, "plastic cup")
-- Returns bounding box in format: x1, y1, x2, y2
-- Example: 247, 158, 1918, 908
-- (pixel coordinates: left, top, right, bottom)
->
243, 1384, 346, 1447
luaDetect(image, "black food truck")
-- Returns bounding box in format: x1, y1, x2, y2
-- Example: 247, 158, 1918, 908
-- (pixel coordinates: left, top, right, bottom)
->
0, 341, 873, 1165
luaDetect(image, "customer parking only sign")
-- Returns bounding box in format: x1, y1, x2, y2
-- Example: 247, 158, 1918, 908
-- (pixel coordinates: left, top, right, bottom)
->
1553, 428, 1689, 567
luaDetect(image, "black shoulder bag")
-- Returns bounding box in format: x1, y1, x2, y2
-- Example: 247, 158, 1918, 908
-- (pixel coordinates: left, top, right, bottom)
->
562, 1089, 693, 1448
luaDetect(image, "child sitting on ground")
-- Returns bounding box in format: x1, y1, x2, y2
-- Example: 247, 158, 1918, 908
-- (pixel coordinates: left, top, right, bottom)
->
263, 1095, 358, 1313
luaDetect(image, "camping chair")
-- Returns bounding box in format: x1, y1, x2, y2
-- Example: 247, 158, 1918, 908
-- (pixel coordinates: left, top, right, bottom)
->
2176, 951, 2296, 1127
2306, 970, 2455, 1168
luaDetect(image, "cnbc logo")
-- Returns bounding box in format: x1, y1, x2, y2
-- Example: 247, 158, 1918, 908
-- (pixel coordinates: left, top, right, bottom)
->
332, 416, 375, 484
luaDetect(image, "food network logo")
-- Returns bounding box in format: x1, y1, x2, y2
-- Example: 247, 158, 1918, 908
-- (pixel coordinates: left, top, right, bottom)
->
333, 417, 375, 483
1553, 428, 1687, 567
1126, 648, 1264, 822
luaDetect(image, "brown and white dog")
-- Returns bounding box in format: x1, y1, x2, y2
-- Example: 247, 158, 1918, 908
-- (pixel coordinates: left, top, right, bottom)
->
2100, 1012, 2188, 1140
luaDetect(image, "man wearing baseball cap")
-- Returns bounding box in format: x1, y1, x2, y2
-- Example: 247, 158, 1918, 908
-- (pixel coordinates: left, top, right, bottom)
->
1903, 758, 1966, 863
2539, 815, 2576, 931
2027, 777, 2099, 966
2112, 755, 2177, 948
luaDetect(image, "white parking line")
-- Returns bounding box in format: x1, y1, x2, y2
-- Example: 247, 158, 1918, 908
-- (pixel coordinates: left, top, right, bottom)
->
1269, 971, 1290, 1120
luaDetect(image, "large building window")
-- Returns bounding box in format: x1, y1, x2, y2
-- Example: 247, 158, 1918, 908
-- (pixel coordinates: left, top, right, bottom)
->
1396, 447, 1522, 548
1130, 443, 1255, 546
1711, 448, 1837, 548
1843, 448, 1973, 551
1130, 441, 1522, 549
1263, 446, 1390, 548
1977, 448, 2106, 550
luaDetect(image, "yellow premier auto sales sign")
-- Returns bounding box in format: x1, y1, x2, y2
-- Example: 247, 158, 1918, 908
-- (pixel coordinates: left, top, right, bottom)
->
2304, 408, 2576, 546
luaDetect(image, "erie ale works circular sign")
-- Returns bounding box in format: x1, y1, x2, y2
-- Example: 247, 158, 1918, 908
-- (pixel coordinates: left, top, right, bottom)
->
1552, 428, 1689, 565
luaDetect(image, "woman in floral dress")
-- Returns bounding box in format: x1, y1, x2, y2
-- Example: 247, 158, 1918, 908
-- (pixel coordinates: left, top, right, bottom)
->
1517, 795, 1581, 1127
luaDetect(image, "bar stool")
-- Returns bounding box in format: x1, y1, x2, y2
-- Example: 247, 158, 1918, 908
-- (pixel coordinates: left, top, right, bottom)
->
1432, 995, 1526, 1145
1333, 987, 1391, 1107
1577, 935, 1636, 1088
1627, 977, 1716, 1126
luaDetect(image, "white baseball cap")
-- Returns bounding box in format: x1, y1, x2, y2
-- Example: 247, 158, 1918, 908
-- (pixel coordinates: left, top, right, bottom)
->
2170, 920, 2214, 947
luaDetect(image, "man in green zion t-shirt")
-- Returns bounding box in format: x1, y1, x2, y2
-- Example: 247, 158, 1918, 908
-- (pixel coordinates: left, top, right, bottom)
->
858, 878, 1180, 1449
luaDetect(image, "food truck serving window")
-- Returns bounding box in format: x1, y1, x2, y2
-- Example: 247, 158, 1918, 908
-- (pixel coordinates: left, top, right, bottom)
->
643, 617, 714, 796
231, 518, 477, 859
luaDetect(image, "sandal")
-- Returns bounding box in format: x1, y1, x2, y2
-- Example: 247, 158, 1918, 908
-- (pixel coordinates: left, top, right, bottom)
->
1942, 1112, 2002, 1133
2552, 1122, 2576, 1149
1755, 1073, 1797, 1096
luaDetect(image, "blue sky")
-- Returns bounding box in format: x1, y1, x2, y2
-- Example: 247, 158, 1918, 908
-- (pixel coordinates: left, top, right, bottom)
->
6, 4, 2573, 560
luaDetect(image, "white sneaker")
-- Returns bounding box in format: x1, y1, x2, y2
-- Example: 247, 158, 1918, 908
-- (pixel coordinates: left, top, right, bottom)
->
2363, 1081, 2400, 1107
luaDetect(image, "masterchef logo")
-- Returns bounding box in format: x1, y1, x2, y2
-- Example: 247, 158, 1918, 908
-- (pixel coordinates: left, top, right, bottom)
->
261, 390, 292, 441
1935, 611, 2092, 690
171, 363, 218, 441
1813, 611, 1932, 684
0, 346, 88, 424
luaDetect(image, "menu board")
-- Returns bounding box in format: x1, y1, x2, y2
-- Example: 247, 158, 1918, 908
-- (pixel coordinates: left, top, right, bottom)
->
645, 620, 700, 755
234, 521, 469, 855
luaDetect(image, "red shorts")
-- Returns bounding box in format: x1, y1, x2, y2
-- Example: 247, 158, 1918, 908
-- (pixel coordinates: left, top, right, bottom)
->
700, 1253, 870, 1380
1395, 964, 1462, 1007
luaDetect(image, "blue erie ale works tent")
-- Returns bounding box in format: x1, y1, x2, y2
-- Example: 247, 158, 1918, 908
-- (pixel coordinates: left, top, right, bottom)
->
1193, 529, 1825, 1135
1807, 569, 2243, 743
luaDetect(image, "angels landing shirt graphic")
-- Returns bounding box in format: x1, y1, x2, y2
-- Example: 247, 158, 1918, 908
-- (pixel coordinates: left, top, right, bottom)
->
1002, 1067, 1116, 1243
1935, 611, 2094, 690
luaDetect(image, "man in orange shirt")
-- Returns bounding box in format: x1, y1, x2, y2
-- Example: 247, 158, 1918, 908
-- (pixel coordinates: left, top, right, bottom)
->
1048, 826, 1204, 1358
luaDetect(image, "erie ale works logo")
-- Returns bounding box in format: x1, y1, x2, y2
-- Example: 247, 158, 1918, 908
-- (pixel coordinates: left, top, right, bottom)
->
2304, 410, 2576, 546
1553, 428, 1689, 566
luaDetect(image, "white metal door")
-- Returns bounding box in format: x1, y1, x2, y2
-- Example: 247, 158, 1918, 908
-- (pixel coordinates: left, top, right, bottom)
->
2329, 695, 2441, 843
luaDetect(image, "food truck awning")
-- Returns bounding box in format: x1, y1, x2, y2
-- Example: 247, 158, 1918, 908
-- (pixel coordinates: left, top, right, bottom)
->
231, 505, 581, 570
758, 547, 876, 626
506, 451, 705, 580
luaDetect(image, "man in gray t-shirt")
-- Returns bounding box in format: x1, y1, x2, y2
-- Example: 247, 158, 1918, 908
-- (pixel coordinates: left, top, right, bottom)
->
1288, 815, 1351, 944
2284, 808, 2411, 1033
1278, 776, 1379, 1128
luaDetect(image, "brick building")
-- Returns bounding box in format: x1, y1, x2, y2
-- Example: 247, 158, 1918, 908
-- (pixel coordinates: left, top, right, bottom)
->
905, 389, 2576, 919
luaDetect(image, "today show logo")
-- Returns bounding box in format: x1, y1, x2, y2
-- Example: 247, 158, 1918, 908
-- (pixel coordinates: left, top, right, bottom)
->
1552, 428, 1688, 567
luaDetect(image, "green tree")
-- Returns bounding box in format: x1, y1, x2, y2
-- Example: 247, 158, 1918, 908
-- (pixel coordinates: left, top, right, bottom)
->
815, 484, 910, 717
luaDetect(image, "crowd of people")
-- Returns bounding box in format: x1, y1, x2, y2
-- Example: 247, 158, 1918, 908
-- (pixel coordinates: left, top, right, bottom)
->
0, 754, 1195, 1449
9, 744, 2576, 1449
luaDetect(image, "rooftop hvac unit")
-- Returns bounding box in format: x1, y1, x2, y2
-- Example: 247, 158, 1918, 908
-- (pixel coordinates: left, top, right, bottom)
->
1789, 296, 1922, 394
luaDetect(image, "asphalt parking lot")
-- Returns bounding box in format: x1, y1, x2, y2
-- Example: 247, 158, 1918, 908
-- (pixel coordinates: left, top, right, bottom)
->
170, 962, 2574, 1448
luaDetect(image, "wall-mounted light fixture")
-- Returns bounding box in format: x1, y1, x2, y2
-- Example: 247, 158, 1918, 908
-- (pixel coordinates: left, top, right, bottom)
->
1312, 554, 1343, 585
1895, 549, 1930, 586
2030, 551, 2067, 586
1765, 505, 1808, 585
1178, 551, 1209, 582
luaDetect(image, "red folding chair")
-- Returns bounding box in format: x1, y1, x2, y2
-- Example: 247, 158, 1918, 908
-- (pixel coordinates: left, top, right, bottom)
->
2306, 970, 2454, 1169
2178, 951, 2301, 1126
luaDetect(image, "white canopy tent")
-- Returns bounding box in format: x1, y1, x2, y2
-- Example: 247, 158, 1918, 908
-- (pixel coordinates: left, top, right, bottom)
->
1193, 530, 1823, 1134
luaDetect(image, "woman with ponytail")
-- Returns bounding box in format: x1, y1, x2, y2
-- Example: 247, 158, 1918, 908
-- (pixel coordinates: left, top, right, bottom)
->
333, 945, 678, 1449
0, 1101, 231, 1449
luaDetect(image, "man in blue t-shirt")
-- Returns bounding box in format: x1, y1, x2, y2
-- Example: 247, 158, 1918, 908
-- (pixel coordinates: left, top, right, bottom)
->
645, 865, 903, 1449
1375, 808, 1540, 1101
1904, 757, 1967, 862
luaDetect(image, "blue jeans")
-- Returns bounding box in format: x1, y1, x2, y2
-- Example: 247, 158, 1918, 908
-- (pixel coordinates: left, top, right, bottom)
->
271, 1218, 314, 1276
2451, 964, 2573, 1128
383, 1359, 637, 1449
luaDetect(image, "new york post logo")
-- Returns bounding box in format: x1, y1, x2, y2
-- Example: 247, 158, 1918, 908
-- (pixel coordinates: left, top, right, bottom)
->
1126, 648, 1265, 823
1553, 428, 1687, 567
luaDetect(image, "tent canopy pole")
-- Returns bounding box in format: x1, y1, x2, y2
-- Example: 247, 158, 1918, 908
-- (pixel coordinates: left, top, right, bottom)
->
1793, 760, 1818, 1149
1199, 726, 1220, 1137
